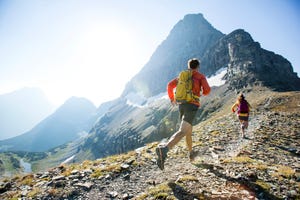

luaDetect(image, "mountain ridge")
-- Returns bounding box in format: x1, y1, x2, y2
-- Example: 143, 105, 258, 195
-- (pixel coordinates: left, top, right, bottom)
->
0, 97, 97, 152
0, 87, 55, 140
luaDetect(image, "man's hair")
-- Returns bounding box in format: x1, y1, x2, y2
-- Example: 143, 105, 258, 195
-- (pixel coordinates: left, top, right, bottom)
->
188, 58, 200, 69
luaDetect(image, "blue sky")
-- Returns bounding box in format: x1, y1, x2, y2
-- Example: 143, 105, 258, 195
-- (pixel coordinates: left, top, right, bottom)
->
0, 0, 299, 106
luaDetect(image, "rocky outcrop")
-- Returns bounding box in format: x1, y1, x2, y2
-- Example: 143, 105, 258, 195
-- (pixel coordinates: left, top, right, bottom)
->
224, 29, 300, 91
202, 29, 300, 91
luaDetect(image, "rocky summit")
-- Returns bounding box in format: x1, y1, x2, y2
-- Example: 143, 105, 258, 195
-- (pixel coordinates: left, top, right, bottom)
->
1, 89, 299, 200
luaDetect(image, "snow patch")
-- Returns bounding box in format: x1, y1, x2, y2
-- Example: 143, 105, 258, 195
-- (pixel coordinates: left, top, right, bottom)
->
125, 92, 168, 108
147, 93, 168, 103
207, 68, 227, 87
61, 155, 75, 164
125, 92, 147, 108
77, 131, 88, 138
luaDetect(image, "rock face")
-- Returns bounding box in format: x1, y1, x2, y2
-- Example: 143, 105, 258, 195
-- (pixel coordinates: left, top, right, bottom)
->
202, 29, 300, 91
223, 29, 300, 91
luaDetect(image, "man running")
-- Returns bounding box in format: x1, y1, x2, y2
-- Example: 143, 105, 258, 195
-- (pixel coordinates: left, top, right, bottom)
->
156, 58, 211, 170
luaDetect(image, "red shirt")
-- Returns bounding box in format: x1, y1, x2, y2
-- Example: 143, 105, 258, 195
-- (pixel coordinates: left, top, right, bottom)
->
167, 70, 211, 106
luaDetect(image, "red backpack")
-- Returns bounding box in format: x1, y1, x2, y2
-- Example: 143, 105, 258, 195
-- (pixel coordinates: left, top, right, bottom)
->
238, 99, 249, 113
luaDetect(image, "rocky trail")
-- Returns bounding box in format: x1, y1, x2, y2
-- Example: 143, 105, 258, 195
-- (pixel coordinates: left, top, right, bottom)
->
1, 95, 299, 199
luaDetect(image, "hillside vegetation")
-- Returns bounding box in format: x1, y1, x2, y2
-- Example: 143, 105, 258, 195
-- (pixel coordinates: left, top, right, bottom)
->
1, 88, 299, 200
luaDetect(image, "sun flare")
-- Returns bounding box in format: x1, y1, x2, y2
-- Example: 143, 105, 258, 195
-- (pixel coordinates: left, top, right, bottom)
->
47, 23, 141, 105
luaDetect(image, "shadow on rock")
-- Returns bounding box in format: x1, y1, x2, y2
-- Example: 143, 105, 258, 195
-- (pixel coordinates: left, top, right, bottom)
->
194, 163, 281, 200
168, 181, 201, 200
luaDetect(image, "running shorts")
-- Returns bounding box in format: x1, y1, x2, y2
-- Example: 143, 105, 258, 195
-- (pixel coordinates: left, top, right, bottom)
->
238, 112, 249, 121
179, 103, 199, 125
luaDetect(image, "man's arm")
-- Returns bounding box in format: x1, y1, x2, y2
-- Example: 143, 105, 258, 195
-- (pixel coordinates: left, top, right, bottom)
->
167, 78, 177, 102
201, 76, 211, 96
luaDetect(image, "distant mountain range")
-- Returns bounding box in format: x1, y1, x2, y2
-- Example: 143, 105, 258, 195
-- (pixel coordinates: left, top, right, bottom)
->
0, 87, 54, 140
0, 97, 97, 152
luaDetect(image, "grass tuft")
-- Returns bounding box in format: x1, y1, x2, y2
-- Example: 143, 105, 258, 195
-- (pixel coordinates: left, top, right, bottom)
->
256, 180, 271, 191
146, 182, 173, 199
19, 174, 34, 186
272, 165, 295, 178
176, 175, 199, 183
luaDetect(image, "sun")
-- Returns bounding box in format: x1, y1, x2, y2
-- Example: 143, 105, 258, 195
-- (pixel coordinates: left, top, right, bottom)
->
78, 24, 135, 66
46, 22, 142, 106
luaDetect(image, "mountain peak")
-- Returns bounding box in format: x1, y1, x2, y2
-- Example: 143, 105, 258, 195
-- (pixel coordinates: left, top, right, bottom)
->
62, 96, 96, 109
181, 13, 208, 26
122, 13, 224, 97
56, 97, 96, 114
167, 13, 221, 44
181, 13, 215, 29
227, 29, 254, 43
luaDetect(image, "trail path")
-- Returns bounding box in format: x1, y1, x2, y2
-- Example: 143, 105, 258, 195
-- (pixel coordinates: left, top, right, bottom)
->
81, 114, 265, 200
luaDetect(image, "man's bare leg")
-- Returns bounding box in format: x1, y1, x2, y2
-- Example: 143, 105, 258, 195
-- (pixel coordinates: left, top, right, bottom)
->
166, 120, 191, 149
185, 122, 193, 152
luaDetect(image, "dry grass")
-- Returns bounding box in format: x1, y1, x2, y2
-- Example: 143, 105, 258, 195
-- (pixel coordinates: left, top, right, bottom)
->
18, 174, 34, 186
28, 187, 42, 198
147, 182, 173, 199
248, 163, 269, 171
90, 168, 104, 178
60, 149, 140, 178
47, 188, 61, 197
176, 175, 199, 182
269, 92, 300, 112
134, 182, 176, 200
255, 180, 271, 191
1, 191, 20, 199
271, 165, 296, 178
